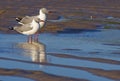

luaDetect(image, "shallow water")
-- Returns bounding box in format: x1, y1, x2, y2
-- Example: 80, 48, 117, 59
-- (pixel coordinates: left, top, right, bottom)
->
0, 75, 34, 81
0, 29, 120, 81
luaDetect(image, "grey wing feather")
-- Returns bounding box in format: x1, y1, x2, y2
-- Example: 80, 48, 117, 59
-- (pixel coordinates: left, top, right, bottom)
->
14, 24, 32, 33
20, 16, 38, 24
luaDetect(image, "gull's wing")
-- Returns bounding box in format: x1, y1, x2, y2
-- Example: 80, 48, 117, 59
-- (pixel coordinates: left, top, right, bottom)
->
19, 16, 33, 24
14, 24, 32, 33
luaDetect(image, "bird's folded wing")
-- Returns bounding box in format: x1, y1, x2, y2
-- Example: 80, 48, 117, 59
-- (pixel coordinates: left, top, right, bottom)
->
20, 16, 34, 24
14, 24, 32, 33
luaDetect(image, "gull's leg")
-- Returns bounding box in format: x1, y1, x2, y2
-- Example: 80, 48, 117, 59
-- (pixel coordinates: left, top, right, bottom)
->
28, 35, 32, 43
34, 32, 39, 42
30, 36, 33, 43
27, 36, 30, 43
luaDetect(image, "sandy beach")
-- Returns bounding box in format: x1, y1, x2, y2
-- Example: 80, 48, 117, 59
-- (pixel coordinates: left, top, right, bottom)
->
0, 0, 120, 81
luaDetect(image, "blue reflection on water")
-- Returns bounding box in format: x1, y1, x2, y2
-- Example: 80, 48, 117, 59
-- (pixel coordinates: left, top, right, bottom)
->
43, 66, 113, 81
0, 75, 33, 81
0, 29, 120, 81
48, 55, 120, 70
0, 59, 113, 81
0, 60, 41, 70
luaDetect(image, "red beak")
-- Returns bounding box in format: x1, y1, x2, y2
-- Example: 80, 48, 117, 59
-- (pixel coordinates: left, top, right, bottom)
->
48, 10, 57, 14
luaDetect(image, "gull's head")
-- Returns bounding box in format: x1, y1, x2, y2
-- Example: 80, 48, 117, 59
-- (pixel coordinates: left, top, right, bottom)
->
40, 8, 49, 14
40, 8, 56, 14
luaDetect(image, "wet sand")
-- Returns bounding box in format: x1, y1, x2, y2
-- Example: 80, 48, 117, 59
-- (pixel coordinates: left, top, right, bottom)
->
0, 0, 120, 33
48, 53, 120, 80
48, 53, 120, 65
0, 56, 120, 80
0, 0, 120, 81
0, 68, 86, 81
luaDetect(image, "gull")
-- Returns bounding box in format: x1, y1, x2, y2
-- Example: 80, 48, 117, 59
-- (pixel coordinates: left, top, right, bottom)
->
16, 8, 51, 41
16, 8, 49, 25
10, 18, 40, 43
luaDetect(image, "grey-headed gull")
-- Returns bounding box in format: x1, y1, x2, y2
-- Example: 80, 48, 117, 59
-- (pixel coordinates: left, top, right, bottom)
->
10, 18, 40, 43
16, 8, 51, 41
16, 8, 49, 25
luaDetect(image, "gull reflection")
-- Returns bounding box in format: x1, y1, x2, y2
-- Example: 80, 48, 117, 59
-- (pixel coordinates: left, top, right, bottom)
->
17, 41, 46, 63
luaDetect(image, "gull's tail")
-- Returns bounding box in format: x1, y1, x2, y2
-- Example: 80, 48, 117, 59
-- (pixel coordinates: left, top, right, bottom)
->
16, 17, 23, 22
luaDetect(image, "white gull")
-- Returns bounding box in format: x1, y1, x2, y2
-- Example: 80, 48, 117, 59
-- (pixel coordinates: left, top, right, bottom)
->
10, 18, 40, 43
16, 8, 51, 41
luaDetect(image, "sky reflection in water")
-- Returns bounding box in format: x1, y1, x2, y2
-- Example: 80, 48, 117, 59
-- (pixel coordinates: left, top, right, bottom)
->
0, 29, 120, 81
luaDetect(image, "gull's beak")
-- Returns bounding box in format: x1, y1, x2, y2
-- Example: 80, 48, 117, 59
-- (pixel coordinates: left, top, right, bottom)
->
48, 10, 57, 14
